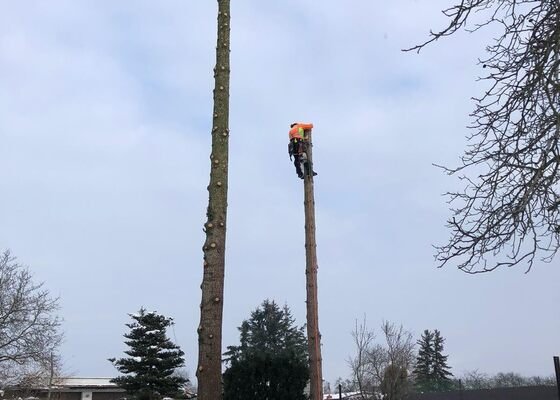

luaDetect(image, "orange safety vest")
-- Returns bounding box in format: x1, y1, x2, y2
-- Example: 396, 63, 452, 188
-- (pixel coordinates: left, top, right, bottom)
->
289, 122, 313, 141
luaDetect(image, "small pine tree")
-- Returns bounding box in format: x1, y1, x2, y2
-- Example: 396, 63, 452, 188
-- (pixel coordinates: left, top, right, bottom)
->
109, 308, 186, 400
223, 300, 309, 400
413, 330, 434, 392
431, 329, 453, 391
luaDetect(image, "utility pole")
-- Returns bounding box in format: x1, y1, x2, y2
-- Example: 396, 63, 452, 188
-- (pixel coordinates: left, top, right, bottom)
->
553, 356, 560, 400
47, 351, 54, 400
303, 128, 323, 400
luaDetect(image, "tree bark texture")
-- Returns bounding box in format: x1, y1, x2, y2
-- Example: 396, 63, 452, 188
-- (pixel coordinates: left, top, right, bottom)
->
196, 1, 230, 399
303, 130, 324, 400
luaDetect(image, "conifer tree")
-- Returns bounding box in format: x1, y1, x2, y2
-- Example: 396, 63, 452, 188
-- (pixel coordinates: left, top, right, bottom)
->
413, 329, 453, 392
432, 330, 453, 391
109, 309, 186, 400
223, 300, 309, 400
413, 330, 434, 392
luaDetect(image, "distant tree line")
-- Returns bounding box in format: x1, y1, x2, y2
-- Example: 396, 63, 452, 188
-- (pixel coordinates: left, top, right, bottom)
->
460, 370, 556, 390
339, 318, 555, 400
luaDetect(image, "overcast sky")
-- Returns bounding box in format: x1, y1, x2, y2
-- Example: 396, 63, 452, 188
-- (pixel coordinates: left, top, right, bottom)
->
1, 0, 559, 386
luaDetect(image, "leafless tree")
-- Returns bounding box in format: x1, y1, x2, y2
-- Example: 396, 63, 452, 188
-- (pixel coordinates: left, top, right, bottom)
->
0, 251, 63, 388
526, 375, 556, 386
371, 322, 415, 400
407, 0, 560, 273
492, 371, 527, 387
173, 368, 196, 397
461, 369, 493, 390
460, 369, 556, 388
334, 377, 359, 392
6, 352, 64, 396
348, 317, 376, 399
349, 320, 415, 400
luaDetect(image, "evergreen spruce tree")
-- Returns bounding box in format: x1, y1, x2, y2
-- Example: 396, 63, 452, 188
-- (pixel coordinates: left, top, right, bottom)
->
109, 308, 186, 400
413, 330, 434, 392
432, 329, 453, 391
223, 300, 309, 400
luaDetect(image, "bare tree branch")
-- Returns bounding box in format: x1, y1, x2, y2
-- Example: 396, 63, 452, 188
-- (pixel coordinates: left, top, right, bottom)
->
0, 250, 63, 388
407, 0, 560, 272
349, 319, 415, 399
348, 317, 376, 399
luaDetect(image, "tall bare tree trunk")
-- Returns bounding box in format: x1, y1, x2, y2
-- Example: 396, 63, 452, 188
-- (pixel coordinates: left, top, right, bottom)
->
303, 130, 324, 400
196, 1, 230, 399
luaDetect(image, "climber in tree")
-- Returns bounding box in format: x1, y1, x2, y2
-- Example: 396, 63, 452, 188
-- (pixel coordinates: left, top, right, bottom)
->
288, 122, 315, 179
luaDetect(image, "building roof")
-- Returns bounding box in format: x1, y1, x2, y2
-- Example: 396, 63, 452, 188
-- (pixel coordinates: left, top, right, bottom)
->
323, 392, 362, 399
54, 378, 117, 388
4, 378, 124, 394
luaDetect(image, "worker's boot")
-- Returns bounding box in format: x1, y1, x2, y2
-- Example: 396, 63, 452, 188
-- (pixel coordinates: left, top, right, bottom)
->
303, 159, 317, 177
295, 163, 304, 179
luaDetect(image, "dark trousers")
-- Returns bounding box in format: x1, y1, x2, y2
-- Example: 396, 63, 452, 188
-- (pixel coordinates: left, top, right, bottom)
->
290, 139, 305, 177
294, 155, 303, 177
